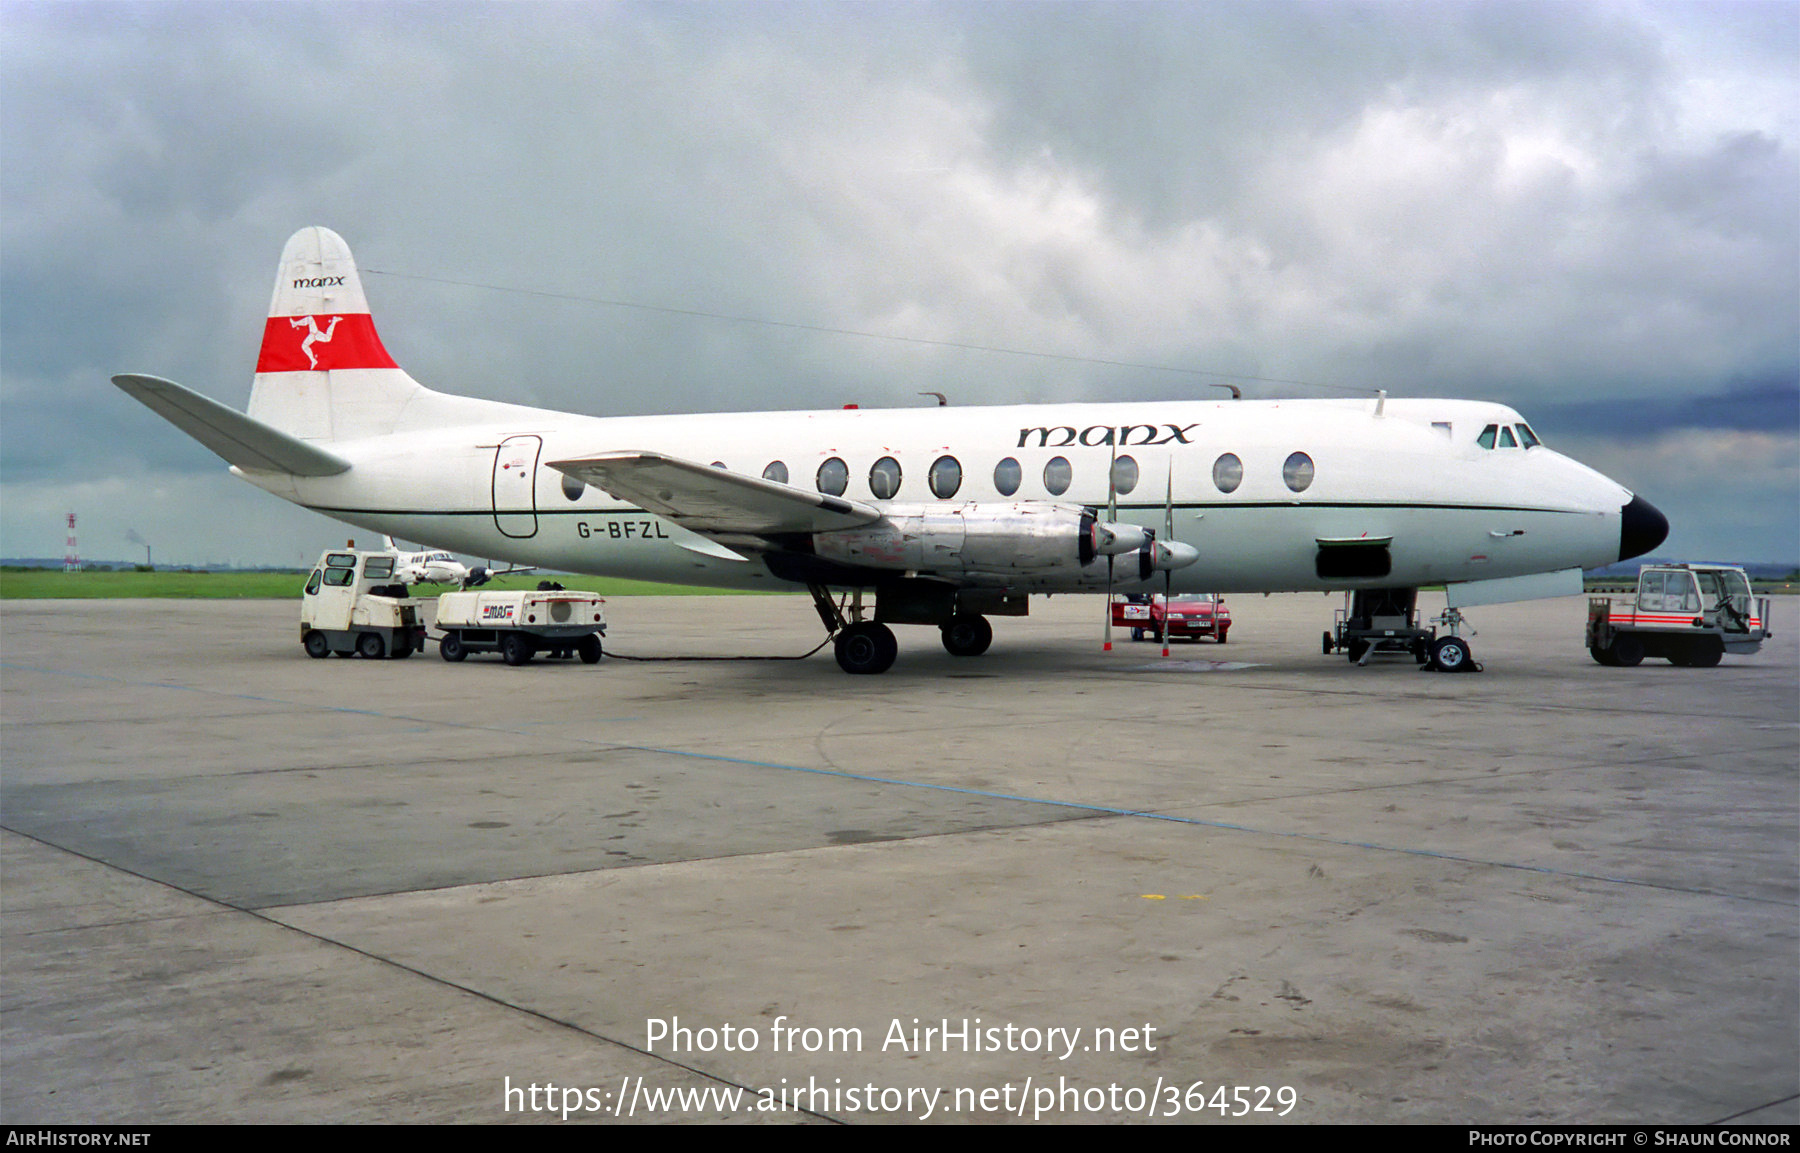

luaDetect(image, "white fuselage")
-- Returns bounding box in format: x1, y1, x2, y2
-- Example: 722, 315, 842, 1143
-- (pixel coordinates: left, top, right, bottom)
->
234, 393, 1632, 594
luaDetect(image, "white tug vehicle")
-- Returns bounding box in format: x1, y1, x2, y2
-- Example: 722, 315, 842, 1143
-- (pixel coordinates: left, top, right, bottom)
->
299, 548, 429, 659
1586, 563, 1771, 667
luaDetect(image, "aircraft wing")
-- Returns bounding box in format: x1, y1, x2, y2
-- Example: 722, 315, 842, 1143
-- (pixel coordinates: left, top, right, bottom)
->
548, 451, 882, 535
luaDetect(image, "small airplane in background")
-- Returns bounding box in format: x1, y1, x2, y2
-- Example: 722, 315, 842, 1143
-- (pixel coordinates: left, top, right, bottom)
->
381, 537, 475, 586
114, 227, 1667, 674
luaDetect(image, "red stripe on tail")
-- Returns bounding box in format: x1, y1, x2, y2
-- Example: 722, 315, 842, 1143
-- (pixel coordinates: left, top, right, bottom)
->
256, 314, 397, 373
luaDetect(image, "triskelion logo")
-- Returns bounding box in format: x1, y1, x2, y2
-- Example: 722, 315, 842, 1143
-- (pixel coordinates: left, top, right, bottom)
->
289, 316, 342, 369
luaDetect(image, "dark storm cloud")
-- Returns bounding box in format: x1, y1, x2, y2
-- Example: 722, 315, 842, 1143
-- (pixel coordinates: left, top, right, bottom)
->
1534, 375, 1800, 442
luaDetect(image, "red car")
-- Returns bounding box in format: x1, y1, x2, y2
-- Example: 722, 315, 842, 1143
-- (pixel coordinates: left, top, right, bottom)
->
1111, 593, 1231, 643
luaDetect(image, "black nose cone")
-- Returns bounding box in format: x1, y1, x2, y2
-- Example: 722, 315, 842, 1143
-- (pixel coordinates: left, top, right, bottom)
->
1619, 494, 1669, 562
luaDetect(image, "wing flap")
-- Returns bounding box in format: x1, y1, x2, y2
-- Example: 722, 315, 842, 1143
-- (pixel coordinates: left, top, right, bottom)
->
548, 451, 880, 534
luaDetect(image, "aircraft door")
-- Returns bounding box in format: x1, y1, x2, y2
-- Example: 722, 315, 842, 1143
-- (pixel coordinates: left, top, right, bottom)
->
493, 435, 542, 538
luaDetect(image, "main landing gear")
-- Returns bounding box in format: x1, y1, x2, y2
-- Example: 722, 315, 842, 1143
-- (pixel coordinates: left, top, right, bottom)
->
807, 584, 994, 674
834, 621, 898, 675
809, 583, 896, 674
939, 613, 993, 657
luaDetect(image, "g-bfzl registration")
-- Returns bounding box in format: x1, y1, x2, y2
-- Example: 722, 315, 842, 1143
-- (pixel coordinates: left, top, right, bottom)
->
117, 227, 1668, 674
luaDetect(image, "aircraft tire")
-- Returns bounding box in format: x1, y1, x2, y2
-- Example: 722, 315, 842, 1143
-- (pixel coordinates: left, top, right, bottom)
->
356, 632, 385, 660
440, 631, 467, 662
941, 614, 992, 657
578, 635, 604, 664
1609, 635, 1644, 668
501, 632, 535, 666
1429, 635, 1473, 672
303, 631, 331, 659
835, 622, 897, 675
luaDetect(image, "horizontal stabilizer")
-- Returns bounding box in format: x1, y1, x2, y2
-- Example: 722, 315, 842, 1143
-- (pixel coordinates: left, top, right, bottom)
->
113, 373, 351, 477
549, 451, 881, 535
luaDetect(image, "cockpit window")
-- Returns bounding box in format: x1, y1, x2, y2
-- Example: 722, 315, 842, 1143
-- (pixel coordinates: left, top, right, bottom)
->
1498, 426, 1518, 448
1477, 424, 1498, 449
1516, 423, 1541, 448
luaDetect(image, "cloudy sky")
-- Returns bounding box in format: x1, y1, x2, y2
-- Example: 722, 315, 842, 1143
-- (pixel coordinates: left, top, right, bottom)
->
3, 0, 1795, 568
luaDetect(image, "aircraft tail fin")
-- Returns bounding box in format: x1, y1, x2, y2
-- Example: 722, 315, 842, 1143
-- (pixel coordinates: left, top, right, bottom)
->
246, 227, 428, 442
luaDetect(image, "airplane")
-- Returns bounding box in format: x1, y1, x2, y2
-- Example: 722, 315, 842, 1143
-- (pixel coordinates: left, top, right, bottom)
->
380, 537, 479, 587
114, 226, 1668, 674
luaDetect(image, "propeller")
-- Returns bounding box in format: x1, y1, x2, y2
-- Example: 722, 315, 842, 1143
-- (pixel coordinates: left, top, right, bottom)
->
1161, 460, 1174, 657
1103, 441, 1118, 652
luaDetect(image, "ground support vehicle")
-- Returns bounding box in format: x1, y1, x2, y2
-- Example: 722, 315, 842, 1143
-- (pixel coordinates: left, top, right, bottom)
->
1111, 593, 1231, 643
1324, 588, 1478, 672
1587, 564, 1770, 667
435, 587, 607, 666
299, 549, 429, 659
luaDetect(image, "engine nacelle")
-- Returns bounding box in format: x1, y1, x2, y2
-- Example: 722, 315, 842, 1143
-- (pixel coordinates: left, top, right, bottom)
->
812, 503, 1192, 588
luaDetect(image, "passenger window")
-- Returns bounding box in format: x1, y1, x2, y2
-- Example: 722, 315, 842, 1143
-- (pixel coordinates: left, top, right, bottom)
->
1282, 451, 1314, 493
816, 457, 848, 497
1110, 455, 1139, 496
1043, 455, 1072, 496
929, 455, 962, 499
1478, 425, 1498, 449
869, 456, 902, 499
762, 461, 789, 485
1498, 427, 1518, 448
993, 457, 1022, 497
1212, 453, 1243, 494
